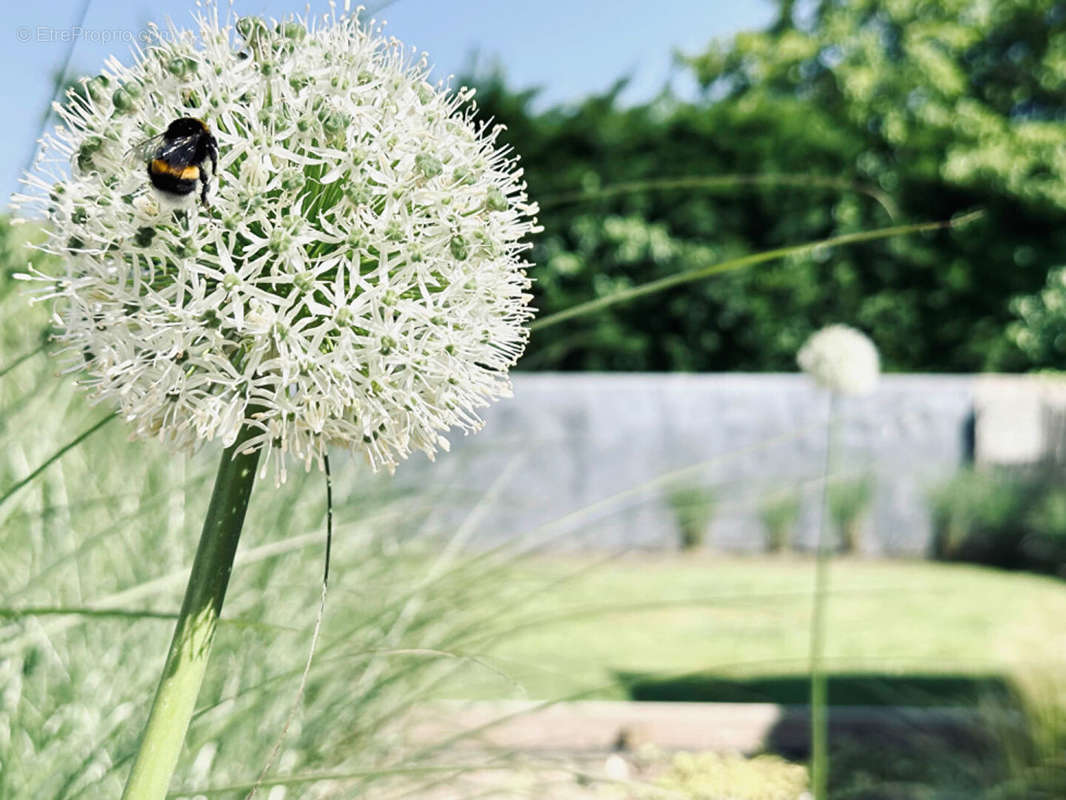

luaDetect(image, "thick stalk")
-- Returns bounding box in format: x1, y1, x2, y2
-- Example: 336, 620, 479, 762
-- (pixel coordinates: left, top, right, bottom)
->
122, 423, 262, 800
810, 391, 838, 800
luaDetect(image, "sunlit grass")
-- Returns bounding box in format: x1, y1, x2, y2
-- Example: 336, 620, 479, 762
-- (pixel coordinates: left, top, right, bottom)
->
464, 555, 1066, 701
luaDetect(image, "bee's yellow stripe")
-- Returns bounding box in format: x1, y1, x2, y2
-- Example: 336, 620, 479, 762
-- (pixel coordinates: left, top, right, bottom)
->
151, 159, 200, 181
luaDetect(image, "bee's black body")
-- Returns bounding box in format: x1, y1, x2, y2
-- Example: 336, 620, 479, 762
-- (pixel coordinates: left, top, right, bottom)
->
139, 117, 219, 205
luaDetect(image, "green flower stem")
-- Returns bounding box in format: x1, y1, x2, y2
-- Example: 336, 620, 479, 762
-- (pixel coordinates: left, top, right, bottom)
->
121, 422, 262, 800
810, 391, 838, 800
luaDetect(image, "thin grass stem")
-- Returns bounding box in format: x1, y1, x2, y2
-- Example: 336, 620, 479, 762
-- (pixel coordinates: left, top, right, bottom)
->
531, 211, 983, 331
0, 343, 46, 380
0, 413, 115, 509
540, 172, 901, 220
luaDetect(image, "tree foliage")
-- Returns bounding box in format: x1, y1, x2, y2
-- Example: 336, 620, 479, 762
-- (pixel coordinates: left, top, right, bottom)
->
470, 0, 1066, 372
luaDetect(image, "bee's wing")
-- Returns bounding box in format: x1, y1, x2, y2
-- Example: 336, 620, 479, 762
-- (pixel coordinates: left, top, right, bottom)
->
155, 135, 202, 167
126, 132, 166, 164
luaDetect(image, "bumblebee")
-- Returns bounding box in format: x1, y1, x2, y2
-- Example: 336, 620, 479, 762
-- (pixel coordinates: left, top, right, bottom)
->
131, 117, 218, 206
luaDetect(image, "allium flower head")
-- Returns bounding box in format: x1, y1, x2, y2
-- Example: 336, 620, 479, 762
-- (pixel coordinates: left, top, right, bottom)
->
14, 4, 539, 480
797, 324, 880, 396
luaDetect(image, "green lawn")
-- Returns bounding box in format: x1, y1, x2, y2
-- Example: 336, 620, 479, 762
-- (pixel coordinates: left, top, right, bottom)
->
458, 555, 1066, 702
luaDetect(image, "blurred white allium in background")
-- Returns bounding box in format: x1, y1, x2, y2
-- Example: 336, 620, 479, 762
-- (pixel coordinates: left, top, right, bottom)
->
13, 4, 539, 481
797, 324, 880, 396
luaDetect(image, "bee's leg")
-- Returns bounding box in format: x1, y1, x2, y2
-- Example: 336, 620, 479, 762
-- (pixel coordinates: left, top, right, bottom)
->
203, 145, 218, 207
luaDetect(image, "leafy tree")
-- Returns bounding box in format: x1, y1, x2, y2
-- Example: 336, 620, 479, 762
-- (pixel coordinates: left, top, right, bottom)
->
470, 0, 1066, 372
1011, 265, 1066, 366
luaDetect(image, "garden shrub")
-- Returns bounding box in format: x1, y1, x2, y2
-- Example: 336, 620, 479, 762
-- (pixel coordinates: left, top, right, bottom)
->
649, 751, 808, 800
828, 475, 874, 555
929, 467, 1066, 575
760, 488, 801, 553
666, 483, 716, 552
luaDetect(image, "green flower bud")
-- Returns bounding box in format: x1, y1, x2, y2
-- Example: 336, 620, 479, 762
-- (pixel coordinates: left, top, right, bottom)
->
323, 112, 348, 135
166, 58, 188, 77
86, 75, 110, 101
112, 88, 135, 114
415, 153, 444, 178
485, 186, 509, 212
453, 166, 477, 186
236, 16, 267, 40
449, 235, 469, 261
281, 21, 306, 40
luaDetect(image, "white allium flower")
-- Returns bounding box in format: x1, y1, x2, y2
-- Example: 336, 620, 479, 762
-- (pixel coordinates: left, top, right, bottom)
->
797, 324, 880, 396
13, 4, 539, 481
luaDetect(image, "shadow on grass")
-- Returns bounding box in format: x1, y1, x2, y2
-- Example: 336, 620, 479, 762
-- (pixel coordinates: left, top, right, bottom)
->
617, 671, 1034, 798
616, 670, 1018, 707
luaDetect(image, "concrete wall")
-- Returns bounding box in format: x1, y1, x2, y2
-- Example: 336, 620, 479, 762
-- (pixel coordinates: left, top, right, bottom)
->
401, 373, 983, 556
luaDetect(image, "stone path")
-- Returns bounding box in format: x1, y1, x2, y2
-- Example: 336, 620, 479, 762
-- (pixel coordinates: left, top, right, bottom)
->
406, 699, 987, 756
388, 700, 988, 799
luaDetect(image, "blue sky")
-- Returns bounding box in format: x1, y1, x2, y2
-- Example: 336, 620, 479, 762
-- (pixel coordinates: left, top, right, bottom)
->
4, 0, 774, 203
